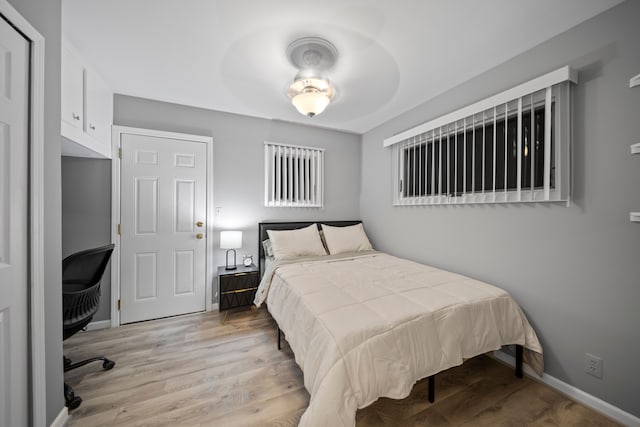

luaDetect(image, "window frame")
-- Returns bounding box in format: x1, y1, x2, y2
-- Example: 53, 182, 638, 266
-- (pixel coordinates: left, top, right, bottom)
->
387, 67, 575, 206
264, 141, 325, 208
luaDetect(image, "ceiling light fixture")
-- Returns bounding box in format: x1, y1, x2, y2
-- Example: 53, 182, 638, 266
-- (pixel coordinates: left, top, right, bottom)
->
288, 77, 335, 118
286, 37, 338, 118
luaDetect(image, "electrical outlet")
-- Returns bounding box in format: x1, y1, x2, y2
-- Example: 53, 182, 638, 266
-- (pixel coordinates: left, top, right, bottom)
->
585, 353, 603, 379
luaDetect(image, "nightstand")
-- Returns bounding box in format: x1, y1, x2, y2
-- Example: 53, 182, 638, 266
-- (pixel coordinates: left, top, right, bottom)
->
218, 264, 259, 311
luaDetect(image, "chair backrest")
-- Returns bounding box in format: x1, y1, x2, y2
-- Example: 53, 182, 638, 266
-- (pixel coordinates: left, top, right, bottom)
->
62, 244, 115, 290
62, 244, 115, 339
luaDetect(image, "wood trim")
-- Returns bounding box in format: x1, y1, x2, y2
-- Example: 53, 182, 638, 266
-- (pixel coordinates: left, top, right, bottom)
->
493, 351, 640, 427
29, 36, 46, 427
206, 133, 215, 311
113, 125, 213, 144
110, 126, 121, 327
49, 407, 68, 427
0, 2, 47, 425
85, 319, 111, 331
383, 66, 578, 147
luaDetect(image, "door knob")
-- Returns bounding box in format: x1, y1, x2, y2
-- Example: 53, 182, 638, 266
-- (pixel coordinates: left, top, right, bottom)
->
196, 221, 204, 228
196, 233, 203, 239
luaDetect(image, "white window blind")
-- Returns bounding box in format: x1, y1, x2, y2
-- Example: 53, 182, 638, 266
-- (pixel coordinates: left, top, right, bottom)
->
264, 142, 324, 207
384, 66, 577, 206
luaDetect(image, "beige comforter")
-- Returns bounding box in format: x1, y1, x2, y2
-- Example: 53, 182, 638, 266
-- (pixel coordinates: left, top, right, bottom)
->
254, 252, 543, 427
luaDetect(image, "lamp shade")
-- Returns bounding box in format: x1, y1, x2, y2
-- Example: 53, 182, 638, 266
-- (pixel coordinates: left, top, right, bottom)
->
287, 77, 335, 118
220, 231, 242, 249
291, 91, 331, 117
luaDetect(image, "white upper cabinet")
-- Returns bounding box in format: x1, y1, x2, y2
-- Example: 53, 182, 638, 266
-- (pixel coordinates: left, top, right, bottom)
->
85, 69, 113, 147
61, 40, 113, 159
61, 46, 84, 130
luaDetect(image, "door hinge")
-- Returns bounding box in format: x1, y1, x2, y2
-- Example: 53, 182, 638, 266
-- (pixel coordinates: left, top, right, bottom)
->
117, 224, 121, 235
117, 299, 121, 311
118, 147, 122, 159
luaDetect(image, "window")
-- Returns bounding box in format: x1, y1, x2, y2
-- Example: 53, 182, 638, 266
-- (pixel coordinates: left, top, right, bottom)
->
264, 142, 324, 207
385, 67, 575, 206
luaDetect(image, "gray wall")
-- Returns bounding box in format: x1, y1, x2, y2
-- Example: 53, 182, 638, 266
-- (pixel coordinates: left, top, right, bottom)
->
5, 0, 64, 423
114, 95, 361, 303
360, 0, 640, 417
62, 157, 112, 321
23, 0, 634, 421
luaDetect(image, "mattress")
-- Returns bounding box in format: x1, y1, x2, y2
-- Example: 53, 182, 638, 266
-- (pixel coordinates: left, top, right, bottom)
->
254, 251, 543, 427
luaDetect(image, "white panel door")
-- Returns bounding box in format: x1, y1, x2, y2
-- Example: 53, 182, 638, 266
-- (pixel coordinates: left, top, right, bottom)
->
120, 133, 207, 323
0, 17, 30, 427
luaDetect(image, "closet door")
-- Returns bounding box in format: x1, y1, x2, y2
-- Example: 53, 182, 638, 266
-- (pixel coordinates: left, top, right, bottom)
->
0, 16, 30, 427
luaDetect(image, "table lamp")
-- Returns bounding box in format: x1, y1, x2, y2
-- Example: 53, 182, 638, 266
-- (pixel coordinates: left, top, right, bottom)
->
220, 231, 242, 270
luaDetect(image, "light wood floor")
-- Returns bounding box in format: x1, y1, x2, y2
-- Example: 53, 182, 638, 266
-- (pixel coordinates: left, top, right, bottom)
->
64, 308, 619, 426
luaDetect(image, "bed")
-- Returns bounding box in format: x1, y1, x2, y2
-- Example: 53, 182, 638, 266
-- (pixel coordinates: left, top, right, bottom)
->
254, 221, 543, 427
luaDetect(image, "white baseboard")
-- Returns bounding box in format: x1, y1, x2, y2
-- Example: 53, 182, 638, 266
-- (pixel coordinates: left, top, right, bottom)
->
88, 306, 221, 330
493, 351, 640, 427
85, 319, 111, 331
50, 406, 68, 427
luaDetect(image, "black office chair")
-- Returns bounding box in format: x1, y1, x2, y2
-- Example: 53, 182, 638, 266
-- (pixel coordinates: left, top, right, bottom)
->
62, 244, 115, 410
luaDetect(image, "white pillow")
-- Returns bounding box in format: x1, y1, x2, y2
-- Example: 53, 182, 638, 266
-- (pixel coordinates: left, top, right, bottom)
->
267, 224, 327, 260
262, 239, 274, 258
320, 223, 373, 255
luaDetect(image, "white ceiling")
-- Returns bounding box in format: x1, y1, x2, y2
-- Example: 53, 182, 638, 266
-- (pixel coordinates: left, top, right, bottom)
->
62, 0, 623, 134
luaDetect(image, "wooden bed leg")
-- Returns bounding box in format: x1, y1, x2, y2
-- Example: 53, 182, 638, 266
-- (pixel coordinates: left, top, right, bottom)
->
277, 328, 282, 351
515, 344, 523, 378
428, 375, 435, 403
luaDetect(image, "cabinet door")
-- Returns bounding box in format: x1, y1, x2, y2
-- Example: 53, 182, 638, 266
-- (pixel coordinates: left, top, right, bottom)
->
85, 70, 113, 149
61, 46, 84, 129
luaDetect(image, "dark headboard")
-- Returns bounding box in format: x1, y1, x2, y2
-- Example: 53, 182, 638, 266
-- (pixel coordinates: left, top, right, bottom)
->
258, 220, 362, 277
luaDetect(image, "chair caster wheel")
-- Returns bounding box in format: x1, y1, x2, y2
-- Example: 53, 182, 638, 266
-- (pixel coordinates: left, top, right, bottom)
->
103, 359, 115, 370
67, 395, 82, 410
64, 383, 82, 410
